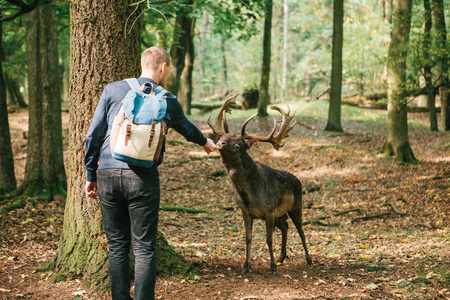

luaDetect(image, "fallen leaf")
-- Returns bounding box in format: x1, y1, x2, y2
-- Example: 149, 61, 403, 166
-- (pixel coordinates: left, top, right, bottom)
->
365, 283, 378, 290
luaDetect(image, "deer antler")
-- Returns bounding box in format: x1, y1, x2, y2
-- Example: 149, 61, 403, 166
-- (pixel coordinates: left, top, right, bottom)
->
207, 91, 239, 136
240, 105, 296, 150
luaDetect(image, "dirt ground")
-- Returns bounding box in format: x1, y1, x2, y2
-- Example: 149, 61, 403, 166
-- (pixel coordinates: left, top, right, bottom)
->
1, 106, 449, 300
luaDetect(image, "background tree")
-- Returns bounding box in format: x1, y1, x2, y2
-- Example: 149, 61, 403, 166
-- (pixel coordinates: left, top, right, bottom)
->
325, 0, 344, 132
0, 0, 39, 196
166, 0, 194, 98
431, 0, 449, 131
281, 0, 288, 101
180, 18, 195, 114
423, 0, 438, 131
380, 0, 416, 163
18, 2, 66, 203
0, 18, 16, 195
258, 0, 273, 116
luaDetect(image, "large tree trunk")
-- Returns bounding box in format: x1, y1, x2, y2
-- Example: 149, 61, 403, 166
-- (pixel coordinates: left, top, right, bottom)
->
423, 0, 438, 131
325, 0, 344, 132
432, 0, 449, 131
180, 19, 195, 115
258, 0, 273, 117
166, 1, 193, 97
380, 0, 416, 163
53, 0, 142, 290
0, 19, 16, 195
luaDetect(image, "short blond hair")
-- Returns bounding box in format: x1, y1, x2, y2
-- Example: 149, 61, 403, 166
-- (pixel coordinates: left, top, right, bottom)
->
141, 46, 171, 72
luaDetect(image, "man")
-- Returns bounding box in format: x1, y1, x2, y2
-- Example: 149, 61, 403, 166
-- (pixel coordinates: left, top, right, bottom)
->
85, 46, 216, 300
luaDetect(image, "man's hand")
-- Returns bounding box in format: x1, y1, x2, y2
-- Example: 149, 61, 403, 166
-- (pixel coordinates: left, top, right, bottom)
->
85, 181, 98, 199
202, 138, 217, 154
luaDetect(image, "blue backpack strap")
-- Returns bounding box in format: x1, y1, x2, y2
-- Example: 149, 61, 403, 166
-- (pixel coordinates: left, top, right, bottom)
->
124, 78, 141, 91
154, 85, 168, 97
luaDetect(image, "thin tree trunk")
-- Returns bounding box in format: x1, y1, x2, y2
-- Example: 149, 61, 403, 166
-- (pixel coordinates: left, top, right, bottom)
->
180, 18, 195, 115
423, 0, 437, 131
220, 31, 228, 88
258, 0, 273, 117
24, 8, 44, 190
325, 0, 344, 132
5, 74, 27, 108
166, 2, 193, 97
54, 0, 141, 290
431, 0, 449, 131
383, 0, 393, 24
382, 0, 393, 85
5, 73, 17, 106
41, 3, 66, 192
282, 0, 288, 101
21, 4, 66, 199
0, 19, 16, 195
194, 10, 209, 102
380, 0, 416, 163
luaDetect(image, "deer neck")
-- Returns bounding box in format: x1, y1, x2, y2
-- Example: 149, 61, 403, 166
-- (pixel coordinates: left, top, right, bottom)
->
221, 152, 262, 187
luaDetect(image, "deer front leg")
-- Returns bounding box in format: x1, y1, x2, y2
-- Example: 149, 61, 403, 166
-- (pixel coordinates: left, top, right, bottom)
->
265, 214, 277, 276
241, 211, 253, 274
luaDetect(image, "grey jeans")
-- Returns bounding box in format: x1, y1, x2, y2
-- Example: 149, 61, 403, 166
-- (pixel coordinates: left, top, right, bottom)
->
98, 168, 160, 300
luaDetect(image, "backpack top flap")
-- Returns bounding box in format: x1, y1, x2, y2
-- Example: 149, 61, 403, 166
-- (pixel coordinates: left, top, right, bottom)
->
122, 78, 168, 124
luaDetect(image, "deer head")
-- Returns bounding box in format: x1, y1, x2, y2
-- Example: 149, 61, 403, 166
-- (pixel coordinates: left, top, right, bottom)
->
207, 95, 296, 157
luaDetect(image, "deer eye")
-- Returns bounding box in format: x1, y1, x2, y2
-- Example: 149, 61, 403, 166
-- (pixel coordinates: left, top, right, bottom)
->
235, 142, 242, 148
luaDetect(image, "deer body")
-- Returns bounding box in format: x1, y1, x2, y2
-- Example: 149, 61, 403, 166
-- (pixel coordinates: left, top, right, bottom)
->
209, 96, 312, 276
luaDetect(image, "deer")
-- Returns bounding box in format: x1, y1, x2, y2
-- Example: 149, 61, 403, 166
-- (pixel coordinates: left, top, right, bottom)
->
207, 92, 312, 276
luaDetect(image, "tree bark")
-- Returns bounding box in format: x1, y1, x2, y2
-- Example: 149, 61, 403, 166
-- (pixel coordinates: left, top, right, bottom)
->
258, 0, 273, 117
431, 0, 449, 131
423, 0, 438, 131
325, 0, 344, 132
166, 1, 193, 98
380, 0, 416, 163
180, 18, 195, 115
53, 0, 141, 291
0, 19, 17, 195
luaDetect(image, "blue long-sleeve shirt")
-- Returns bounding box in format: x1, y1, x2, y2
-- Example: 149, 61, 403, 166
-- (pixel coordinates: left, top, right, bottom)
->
85, 77, 207, 182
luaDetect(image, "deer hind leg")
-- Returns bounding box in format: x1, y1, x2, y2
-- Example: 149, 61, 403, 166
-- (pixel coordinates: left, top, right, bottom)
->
241, 211, 253, 274
275, 215, 289, 264
265, 215, 278, 276
288, 197, 312, 266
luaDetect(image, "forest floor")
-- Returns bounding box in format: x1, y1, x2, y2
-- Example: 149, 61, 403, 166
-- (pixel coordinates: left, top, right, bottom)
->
1, 101, 450, 300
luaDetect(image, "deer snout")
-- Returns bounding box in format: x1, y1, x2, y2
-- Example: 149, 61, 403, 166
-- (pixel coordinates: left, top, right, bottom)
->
217, 141, 226, 149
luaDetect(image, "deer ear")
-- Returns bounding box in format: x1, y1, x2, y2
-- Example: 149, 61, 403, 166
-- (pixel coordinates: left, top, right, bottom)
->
246, 139, 258, 149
